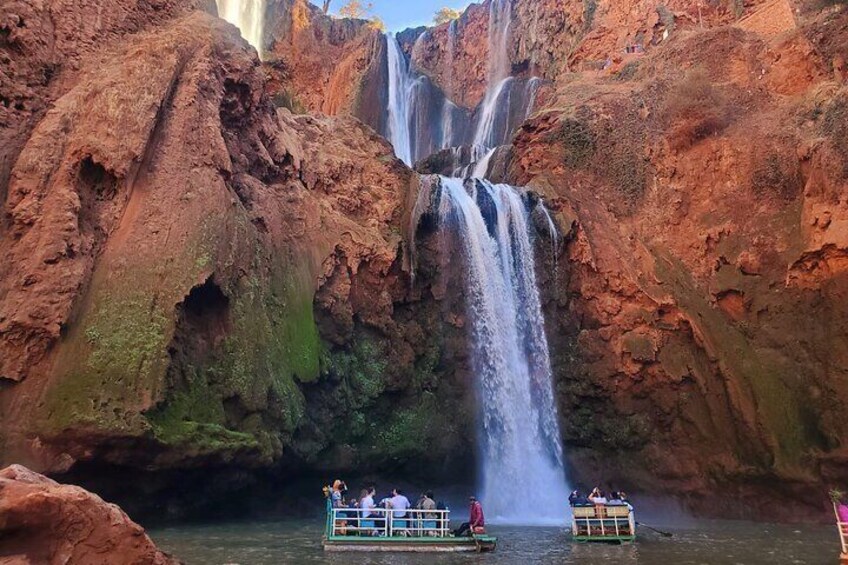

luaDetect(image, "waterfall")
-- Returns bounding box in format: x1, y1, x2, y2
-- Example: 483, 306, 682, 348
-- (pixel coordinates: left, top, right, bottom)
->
472, 77, 514, 150
216, 0, 265, 57
446, 19, 458, 96
486, 0, 513, 84
469, 0, 516, 157
435, 177, 567, 525
386, 34, 416, 166
387, 1, 567, 524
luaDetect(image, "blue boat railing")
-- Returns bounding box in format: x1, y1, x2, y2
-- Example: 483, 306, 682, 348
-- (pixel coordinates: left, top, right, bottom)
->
327, 507, 453, 538
571, 504, 635, 538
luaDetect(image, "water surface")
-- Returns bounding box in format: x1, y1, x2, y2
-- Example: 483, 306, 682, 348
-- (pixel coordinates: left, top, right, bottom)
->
151, 519, 839, 564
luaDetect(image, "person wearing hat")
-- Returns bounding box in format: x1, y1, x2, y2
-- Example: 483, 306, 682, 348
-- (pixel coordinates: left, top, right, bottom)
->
453, 495, 485, 537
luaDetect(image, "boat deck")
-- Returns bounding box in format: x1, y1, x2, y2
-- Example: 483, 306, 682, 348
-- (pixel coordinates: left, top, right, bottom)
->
323, 534, 498, 553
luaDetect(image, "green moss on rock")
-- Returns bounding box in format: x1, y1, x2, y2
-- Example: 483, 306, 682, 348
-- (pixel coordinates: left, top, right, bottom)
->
43, 284, 172, 435
375, 392, 442, 460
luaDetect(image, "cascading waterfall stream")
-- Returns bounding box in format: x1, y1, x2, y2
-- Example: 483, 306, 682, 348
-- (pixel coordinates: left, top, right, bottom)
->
386, 34, 416, 166
384, 0, 541, 174
389, 0, 567, 526
216, 0, 265, 57
435, 179, 567, 525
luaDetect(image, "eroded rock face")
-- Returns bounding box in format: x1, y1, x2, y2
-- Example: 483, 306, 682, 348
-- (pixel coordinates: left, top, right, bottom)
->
262, 0, 386, 124
0, 464, 177, 564
3, 0, 848, 526
508, 13, 848, 520
0, 3, 476, 495
264, 0, 780, 115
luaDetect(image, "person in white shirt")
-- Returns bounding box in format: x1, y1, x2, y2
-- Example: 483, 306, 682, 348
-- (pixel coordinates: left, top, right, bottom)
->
360, 487, 376, 519
390, 488, 411, 518
389, 488, 411, 534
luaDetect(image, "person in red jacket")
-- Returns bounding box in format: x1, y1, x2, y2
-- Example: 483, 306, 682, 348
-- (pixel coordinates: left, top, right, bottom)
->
453, 496, 485, 536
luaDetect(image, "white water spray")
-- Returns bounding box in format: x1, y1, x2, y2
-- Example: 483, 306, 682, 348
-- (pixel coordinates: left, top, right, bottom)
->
435, 178, 567, 525
216, 0, 265, 57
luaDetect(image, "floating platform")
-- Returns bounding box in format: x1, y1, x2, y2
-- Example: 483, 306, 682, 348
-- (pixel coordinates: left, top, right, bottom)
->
323, 534, 497, 553
571, 504, 636, 544
322, 499, 496, 553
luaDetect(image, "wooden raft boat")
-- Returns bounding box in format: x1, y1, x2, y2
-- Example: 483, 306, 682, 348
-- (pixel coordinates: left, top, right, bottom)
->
571, 503, 636, 544
322, 500, 497, 553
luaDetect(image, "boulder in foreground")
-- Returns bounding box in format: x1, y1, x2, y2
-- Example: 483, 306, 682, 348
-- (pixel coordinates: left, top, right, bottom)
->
0, 465, 177, 565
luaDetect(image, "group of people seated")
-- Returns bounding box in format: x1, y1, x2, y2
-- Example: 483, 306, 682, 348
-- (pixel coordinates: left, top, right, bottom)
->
569, 487, 633, 510
326, 479, 485, 538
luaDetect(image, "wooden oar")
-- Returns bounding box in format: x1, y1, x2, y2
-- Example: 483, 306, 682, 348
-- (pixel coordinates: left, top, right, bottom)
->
637, 522, 673, 537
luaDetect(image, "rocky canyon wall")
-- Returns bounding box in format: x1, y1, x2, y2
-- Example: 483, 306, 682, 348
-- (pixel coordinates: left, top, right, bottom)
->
508, 5, 848, 520
2, 0, 848, 524
0, 0, 477, 515
260, 0, 848, 521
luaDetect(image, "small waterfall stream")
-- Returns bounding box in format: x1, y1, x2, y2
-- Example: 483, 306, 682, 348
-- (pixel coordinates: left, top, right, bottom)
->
386, 34, 417, 166
216, 0, 265, 57
394, 0, 568, 526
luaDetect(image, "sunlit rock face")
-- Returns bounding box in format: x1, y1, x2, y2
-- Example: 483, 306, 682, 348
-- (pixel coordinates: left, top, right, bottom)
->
254, 0, 848, 522
2, 0, 847, 524
0, 2, 475, 512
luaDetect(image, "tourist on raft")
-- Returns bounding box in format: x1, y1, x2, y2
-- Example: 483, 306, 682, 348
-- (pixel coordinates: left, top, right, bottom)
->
453, 496, 485, 537
331, 480, 348, 508
588, 487, 608, 505
569, 490, 589, 505
389, 488, 411, 527
417, 491, 437, 518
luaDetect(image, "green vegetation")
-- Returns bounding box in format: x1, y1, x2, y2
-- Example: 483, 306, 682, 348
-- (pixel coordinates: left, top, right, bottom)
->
146, 370, 262, 458
272, 90, 306, 114
44, 282, 172, 434
550, 117, 595, 169
434, 7, 462, 26
375, 392, 442, 459
40, 193, 323, 467
321, 335, 388, 410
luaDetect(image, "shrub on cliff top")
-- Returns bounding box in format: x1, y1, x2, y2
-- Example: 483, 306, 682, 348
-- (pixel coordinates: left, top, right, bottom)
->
751, 151, 804, 201
550, 117, 596, 169
662, 67, 731, 150
821, 92, 848, 178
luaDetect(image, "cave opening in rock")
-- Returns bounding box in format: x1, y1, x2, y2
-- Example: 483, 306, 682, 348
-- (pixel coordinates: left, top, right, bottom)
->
170, 278, 231, 366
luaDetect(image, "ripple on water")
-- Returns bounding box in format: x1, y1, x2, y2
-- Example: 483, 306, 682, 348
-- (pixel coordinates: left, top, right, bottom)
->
150, 519, 837, 565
